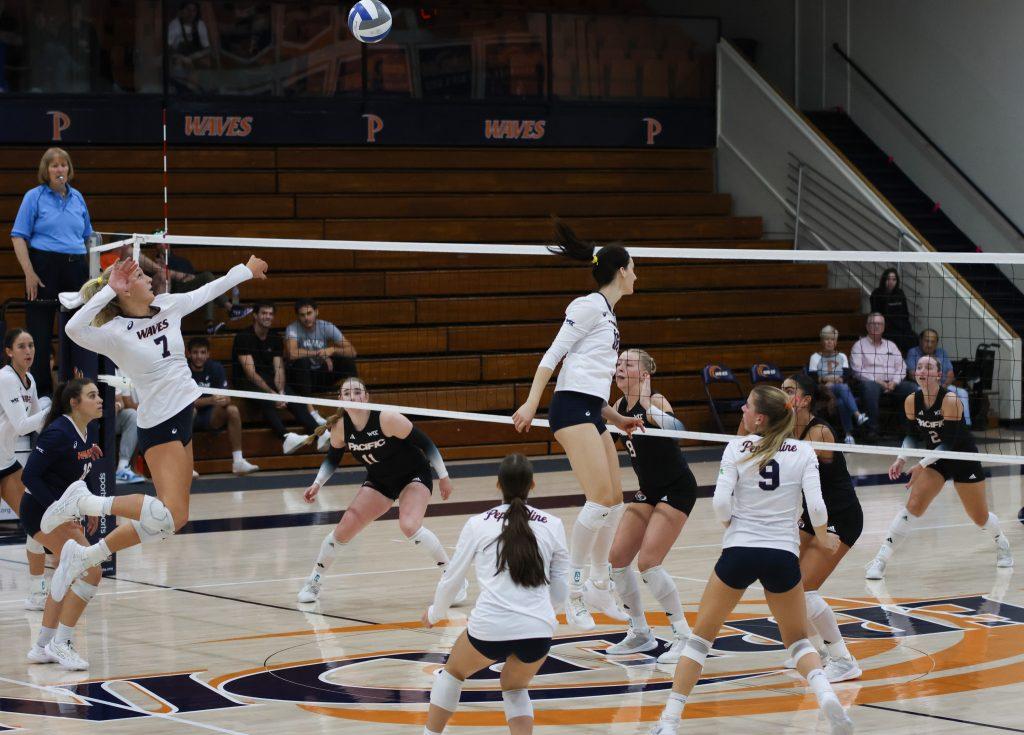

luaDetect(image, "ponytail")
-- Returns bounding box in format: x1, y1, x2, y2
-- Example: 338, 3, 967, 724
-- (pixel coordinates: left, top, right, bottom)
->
548, 219, 631, 287
78, 263, 121, 326
492, 453, 547, 588
745, 385, 796, 470
46, 378, 94, 429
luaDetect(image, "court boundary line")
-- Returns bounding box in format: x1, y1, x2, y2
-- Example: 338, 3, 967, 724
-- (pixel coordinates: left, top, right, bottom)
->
859, 702, 1024, 733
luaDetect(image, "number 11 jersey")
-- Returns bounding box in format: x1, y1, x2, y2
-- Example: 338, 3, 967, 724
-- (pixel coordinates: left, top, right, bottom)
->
342, 410, 431, 487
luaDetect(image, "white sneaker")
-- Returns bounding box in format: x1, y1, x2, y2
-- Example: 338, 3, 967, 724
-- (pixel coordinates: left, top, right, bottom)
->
606, 627, 656, 655
40, 480, 90, 533
24, 578, 48, 611
649, 719, 680, 735
317, 431, 331, 452
864, 556, 887, 580
996, 536, 1014, 568
192, 469, 200, 480
855, 413, 870, 426
297, 573, 323, 603
565, 593, 595, 631
45, 639, 89, 670
657, 634, 688, 664
453, 579, 469, 606
824, 655, 863, 683
232, 458, 260, 475
820, 692, 854, 735
583, 579, 629, 622
283, 432, 307, 455
843, 435, 856, 445
26, 644, 57, 664
50, 540, 89, 603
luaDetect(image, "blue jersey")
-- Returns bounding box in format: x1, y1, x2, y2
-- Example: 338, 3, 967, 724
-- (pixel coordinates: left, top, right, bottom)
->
22, 416, 100, 506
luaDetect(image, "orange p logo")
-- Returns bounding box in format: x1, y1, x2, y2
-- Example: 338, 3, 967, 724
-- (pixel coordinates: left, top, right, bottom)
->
48, 110, 71, 141
363, 113, 383, 143
643, 116, 662, 145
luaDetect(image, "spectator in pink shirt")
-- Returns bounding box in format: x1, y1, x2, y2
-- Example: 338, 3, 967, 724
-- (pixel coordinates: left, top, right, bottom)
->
851, 312, 917, 437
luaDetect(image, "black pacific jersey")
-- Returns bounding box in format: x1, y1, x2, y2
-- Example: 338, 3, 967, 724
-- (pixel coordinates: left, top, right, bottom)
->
342, 411, 430, 485
615, 396, 690, 491
799, 416, 858, 511
913, 387, 977, 452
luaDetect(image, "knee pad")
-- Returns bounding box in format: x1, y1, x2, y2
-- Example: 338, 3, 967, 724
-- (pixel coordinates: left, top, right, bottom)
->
71, 579, 98, 604
131, 495, 175, 544
680, 634, 711, 666
502, 689, 533, 720
429, 669, 463, 712
577, 501, 610, 532
804, 590, 828, 618
788, 638, 817, 666
25, 535, 45, 555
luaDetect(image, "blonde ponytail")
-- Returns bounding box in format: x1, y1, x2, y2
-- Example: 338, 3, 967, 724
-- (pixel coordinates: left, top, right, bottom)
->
744, 385, 797, 469
78, 264, 122, 326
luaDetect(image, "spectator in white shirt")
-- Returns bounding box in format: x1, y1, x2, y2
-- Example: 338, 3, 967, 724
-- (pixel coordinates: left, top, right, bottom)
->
807, 325, 869, 442
423, 453, 569, 735
850, 313, 917, 436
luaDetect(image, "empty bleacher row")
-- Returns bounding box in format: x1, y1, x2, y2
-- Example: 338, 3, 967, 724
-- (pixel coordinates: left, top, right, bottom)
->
0, 146, 861, 474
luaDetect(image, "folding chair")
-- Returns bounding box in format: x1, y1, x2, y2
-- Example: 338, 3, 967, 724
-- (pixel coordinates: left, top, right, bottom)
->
702, 363, 745, 434
750, 362, 783, 386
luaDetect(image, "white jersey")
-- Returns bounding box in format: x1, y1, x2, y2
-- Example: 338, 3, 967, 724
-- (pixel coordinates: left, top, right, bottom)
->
429, 503, 570, 640
0, 365, 45, 468
713, 436, 826, 556
65, 264, 252, 429
540, 292, 619, 400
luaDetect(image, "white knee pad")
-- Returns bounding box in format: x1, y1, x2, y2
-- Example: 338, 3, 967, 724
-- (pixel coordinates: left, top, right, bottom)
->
71, 579, 98, 604
804, 590, 828, 618
680, 634, 711, 666
788, 638, 817, 666
502, 689, 533, 720
577, 501, 610, 531
25, 535, 45, 555
131, 495, 175, 544
429, 669, 463, 712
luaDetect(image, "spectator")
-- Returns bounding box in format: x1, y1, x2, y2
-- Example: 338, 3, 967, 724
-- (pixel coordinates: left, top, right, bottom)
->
906, 328, 973, 427
188, 337, 259, 475
851, 312, 917, 438
870, 268, 916, 353
807, 324, 869, 443
112, 368, 145, 484
231, 302, 319, 454
167, 1, 211, 93
11, 147, 96, 395
285, 298, 357, 423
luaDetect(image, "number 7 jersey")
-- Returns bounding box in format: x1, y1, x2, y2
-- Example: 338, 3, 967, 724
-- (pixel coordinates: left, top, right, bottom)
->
65, 264, 253, 429
714, 436, 824, 555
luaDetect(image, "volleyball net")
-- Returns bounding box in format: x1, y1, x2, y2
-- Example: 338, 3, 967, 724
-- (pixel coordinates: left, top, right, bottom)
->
78, 231, 1024, 470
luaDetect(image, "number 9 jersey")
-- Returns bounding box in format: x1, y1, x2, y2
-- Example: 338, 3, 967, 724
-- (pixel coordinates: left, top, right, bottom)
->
65, 264, 253, 430
713, 436, 825, 556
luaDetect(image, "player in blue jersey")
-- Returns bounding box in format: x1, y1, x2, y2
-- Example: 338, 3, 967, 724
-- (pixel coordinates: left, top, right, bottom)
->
18, 378, 103, 669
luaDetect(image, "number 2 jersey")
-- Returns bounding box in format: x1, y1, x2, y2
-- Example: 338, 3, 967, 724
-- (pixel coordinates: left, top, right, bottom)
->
22, 415, 99, 506
65, 264, 253, 429
713, 436, 825, 556
342, 410, 431, 486
913, 386, 978, 452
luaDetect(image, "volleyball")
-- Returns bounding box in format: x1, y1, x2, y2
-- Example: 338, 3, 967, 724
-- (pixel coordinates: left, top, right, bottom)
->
348, 0, 392, 44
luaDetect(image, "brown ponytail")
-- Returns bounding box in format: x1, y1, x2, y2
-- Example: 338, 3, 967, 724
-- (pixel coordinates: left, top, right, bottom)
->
745, 385, 797, 470
492, 453, 547, 588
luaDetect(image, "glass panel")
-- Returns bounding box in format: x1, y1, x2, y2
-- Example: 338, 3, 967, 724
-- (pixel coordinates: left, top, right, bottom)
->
2, 0, 161, 94
551, 13, 717, 101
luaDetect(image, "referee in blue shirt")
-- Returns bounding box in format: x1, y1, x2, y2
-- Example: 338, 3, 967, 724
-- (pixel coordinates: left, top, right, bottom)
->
10, 148, 94, 395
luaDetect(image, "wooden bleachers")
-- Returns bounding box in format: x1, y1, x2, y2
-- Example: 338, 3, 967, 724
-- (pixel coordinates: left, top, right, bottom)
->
0, 146, 863, 474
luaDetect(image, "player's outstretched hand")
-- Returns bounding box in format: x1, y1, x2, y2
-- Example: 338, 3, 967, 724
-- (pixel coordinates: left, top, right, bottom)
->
304, 482, 321, 503
612, 412, 645, 437
245, 255, 269, 280
439, 477, 453, 501
108, 258, 138, 295
888, 458, 905, 481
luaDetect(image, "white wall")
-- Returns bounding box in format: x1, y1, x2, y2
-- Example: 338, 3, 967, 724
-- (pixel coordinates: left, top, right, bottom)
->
798, 0, 1024, 267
